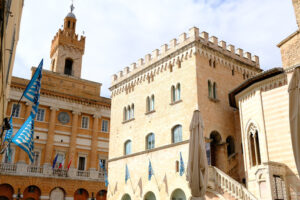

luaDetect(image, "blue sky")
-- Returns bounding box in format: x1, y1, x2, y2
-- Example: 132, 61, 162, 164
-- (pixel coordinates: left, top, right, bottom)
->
13, 0, 297, 97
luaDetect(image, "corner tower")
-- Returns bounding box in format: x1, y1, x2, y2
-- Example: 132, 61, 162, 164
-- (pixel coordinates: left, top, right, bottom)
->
50, 4, 85, 78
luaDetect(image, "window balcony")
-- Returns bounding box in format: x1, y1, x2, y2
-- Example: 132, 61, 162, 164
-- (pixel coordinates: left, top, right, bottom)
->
0, 163, 104, 181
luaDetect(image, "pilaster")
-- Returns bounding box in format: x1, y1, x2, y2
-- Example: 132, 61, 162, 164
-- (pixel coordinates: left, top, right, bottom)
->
68, 111, 80, 168
44, 106, 59, 165
90, 114, 100, 169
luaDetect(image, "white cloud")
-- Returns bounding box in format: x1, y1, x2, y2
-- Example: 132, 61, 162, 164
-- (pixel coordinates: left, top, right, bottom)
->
13, 0, 297, 97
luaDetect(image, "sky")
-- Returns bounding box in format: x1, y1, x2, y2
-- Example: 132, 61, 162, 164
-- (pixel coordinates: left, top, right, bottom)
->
13, 0, 298, 98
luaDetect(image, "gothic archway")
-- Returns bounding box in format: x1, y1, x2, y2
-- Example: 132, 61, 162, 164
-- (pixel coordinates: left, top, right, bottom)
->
50, 187, 65, 200
0, 184, 14, 200
96, 190, 107, 200
23, 185, 41, 200
74, 188, 89, 200
209, 131, 222, 167
170, 189, 186, 200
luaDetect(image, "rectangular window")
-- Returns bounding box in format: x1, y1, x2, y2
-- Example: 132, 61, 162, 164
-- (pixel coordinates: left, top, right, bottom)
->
99, 158, 106, 170
81, 116, 89, 129
273, 175, 285, 200
78, 156, 86, 170
206, 143, 211, 165
101, 120, 109, 132
36, 108, 45, 121
56, 153, 64, 168
11, 104, 20, 118
32, 151, 40, 166
3, 148, 14, 164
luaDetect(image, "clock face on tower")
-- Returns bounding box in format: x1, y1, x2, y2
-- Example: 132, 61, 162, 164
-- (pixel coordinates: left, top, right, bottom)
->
58, 112, 70, 124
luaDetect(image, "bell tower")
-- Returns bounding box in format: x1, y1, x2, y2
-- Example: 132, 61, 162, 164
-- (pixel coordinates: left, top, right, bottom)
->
293, 0, 300, 28
50, 3, 85, 78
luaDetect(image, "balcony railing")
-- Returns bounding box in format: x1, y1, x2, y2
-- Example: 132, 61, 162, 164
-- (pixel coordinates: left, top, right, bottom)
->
27, 165, 43, 174
53, 168, 68, 177
0, 163, 16, 173
77, 170, 89, 177
0, 163, 103, 181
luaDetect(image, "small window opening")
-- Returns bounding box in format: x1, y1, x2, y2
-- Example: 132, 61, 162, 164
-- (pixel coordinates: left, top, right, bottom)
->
64, 59, 73, 75
67, 21, 70, 28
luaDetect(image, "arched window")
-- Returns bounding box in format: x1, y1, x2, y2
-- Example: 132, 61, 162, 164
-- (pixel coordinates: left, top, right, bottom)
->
226, 136, 235, 157
171, 85, 176, 102
172, 125, 182, 143
150, 95, 155, 111
146, 133, 155, 150
122, 194, 131, 200
171, 189, 186, 200
208, 80, 212, 98
248, 125, 262, 167
146, 96, 151, 112
209, 59, 212, 67
124, 140, 132, 155
131, 104, 134, 118
127, 106, 131, 120
176, 83, 181, 101
255, 133, 261, 165
213, 82, 217, 99
213, 60, 216, 68
124, 107, 127, 121
64, 58, 73, 75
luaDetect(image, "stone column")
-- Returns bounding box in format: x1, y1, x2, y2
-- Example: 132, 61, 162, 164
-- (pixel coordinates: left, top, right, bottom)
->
44, 107, 58, 166
90, 115, 99, 169
17, 102, 31, 164
68, 111, 80, 168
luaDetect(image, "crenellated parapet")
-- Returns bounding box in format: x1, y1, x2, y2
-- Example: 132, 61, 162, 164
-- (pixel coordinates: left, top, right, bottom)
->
111, 27, 260, 89
50, 28, 85, 58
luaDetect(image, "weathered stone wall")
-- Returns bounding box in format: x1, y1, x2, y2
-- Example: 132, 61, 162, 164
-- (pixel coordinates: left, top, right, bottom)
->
293, 0, 300, 28
279, 31, 300, 68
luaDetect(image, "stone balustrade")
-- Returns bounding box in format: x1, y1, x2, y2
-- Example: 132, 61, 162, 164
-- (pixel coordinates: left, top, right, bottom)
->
208, 166, 258, 200
0, 162, 104, 181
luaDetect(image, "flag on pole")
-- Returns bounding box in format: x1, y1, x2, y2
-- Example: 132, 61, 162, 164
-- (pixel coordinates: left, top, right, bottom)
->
6, 143, 12, 162
179, 152, 185, 176
11, 114, 35, 162
23, 60, 43, 105
125, 164, 130, 183
104, 171, 109, 187
99, 159, 105, 170
67, 157, 72, 171
4, 118, 13, 143
59, 159, 65, 169
99, 160, 109, 186
148, 160, 154, 181
11, 59, 43, 163
52, 154, 58, 169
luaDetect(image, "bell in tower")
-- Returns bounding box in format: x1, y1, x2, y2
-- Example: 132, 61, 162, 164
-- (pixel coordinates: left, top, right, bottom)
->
50, 3, 85, 78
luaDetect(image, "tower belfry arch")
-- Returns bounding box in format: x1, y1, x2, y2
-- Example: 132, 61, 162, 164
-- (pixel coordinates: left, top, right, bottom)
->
50, 1, 85, 78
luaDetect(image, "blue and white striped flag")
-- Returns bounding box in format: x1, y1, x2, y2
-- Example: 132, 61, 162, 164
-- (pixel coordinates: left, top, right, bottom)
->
23, 59, 43, 106
99, 160, 105, 170
179, 152, 185, 176
4, 118, 13, 142
11, 114, 35, 162
148, 160, 154, 181
99, 160, 109, 186
125, 164, 130, 183
11, 59, 43, 162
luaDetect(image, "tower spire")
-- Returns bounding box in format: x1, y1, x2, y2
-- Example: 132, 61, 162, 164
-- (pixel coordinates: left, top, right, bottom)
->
70, 0, 75, 13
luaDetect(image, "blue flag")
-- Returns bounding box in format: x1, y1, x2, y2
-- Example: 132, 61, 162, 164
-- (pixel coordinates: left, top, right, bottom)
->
99, 160, 105, 170
52, 154, 58, 169
148, 160, 154, 181
11, 114, 35, 162
11, 60, 43, 163
104, 171, 109, 187
179, 152, 185, 176
23, 59, 43, 107
4, 118, 13, 142
125, 164, 130, 183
